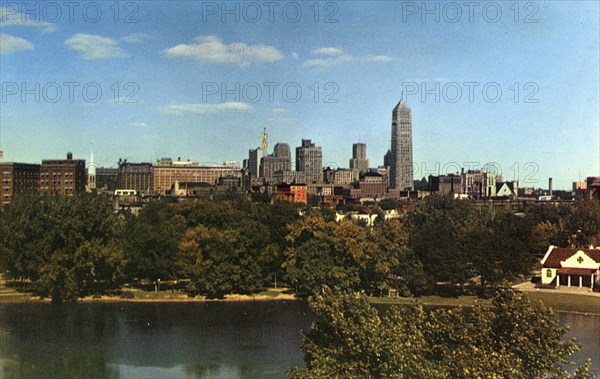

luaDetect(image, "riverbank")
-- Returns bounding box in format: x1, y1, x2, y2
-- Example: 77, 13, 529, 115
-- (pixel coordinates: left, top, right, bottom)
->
2, 279, 598, 314
0, 280, 297, 303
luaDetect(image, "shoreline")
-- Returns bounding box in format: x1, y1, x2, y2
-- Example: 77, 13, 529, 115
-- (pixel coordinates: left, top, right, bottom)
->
367, 297, 600, 317
2, 292, 598, 316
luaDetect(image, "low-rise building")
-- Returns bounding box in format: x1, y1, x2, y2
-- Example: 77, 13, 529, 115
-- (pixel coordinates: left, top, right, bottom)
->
40, 152, 86, 196
118, 160, 153, 194
152, 158, 241, 195
540, 246, 600, 290
275, 183, 307, 204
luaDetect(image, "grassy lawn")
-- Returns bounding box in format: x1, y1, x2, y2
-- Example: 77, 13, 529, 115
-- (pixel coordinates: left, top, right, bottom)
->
1, 277, 596, 313
523, 292, 600, 314
369, 293, 600, 315
368, 295, 491, 308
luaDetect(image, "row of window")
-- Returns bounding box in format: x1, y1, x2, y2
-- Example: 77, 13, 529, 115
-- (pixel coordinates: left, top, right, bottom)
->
41, 172, 77, 177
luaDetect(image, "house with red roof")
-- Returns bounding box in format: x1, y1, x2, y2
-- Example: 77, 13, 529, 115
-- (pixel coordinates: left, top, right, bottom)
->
540, 246, 600, 290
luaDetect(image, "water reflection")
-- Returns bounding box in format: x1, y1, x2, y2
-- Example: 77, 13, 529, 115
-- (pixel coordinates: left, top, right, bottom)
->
0, 302, 308, 379
0, 302, 597, 378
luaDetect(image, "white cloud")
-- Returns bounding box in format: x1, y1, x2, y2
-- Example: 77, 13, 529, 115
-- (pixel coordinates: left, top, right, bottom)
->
311, 47, 344, 56
365, 55, 394, 62
304, 55, 353, 67
122, 33, 151, 43
271, 108, 287, 114
0, 33, 33, 55
65, 33, 126, 60
162, 102, 253, 116
163, 35, 283, 66
304, 47, 394, 67
127, 122, 148, 128
291, 52, 299, 60
0, 7, 56, 33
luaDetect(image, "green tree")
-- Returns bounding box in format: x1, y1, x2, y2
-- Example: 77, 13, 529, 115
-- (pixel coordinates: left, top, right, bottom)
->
466, 210, 534, 292
365, 219, 430, 296
283, 213, 365, 295
564, 199, 600, 247
290, 286, 591, 379
37, 240, 126, 303
125, 200, 186, 285
0, 194, 125, 303
408, 194, 478, 292
177, 224, 263, 298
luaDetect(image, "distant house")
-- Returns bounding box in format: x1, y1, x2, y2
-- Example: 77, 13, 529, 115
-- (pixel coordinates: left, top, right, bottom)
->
496, 181, 518, 198
540, 246, 600, 290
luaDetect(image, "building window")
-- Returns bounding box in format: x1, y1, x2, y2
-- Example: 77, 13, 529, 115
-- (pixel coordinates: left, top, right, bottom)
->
546, 269, 552, 278
577, 256, 584, 264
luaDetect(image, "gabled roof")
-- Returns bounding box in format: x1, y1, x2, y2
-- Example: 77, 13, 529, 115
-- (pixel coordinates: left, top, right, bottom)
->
542, 246, 600, 268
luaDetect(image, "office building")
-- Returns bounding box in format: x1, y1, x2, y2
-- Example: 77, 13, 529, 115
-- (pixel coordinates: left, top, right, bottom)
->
260, 143, 292, 184
296, 139, 323, 184
349, 143, 369, 178
40, 152, 86, 196
390, 100, 414, 190
152, 158, 241, 195
118, 160, 153, 194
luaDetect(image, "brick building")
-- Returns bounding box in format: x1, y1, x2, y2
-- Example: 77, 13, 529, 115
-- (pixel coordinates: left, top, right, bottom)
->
40, 153, 86, 196
0, 162, 41, 208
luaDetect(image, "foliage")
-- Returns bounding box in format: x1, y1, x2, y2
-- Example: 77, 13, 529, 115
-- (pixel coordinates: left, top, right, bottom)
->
408, 194, 479, 291
37, 240, 126, 303
289, 286, 591, 379
125, 200, 187, 282
1, 191, 596, 302
283, 212, 429, 297
177, 224, 263, 298
0, 194, 125, 303
564, 199, 600, 247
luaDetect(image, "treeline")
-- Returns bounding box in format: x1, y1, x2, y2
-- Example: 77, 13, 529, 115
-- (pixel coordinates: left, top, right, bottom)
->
0, 193, 598, 303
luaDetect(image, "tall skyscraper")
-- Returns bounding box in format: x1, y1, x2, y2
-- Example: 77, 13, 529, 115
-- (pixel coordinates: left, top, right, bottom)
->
248, 147, 263, 178
248, 128, 268, 178
390, 100, 414, 190
296, 139, 323, 184
349, 143, 369, 177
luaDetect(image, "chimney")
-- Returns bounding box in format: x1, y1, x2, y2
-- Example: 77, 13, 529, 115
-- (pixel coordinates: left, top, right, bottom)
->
549, 177, 553, 196
67, 152, 73, 160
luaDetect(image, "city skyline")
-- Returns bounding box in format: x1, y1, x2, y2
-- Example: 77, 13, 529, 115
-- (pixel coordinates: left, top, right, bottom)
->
1, 1, 599, 190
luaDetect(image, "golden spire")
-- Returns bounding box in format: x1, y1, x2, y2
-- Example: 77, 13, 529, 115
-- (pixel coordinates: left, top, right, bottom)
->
261, 127, 268, 150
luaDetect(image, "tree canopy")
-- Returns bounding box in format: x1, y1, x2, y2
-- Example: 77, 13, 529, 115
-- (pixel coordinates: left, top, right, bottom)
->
289, 286, 592, 379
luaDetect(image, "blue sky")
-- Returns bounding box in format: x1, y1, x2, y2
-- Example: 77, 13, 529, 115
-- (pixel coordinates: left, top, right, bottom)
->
0, 0, 598, 189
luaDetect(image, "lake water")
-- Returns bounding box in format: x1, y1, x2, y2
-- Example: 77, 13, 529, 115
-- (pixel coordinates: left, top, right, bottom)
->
0, 301, 598, 378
